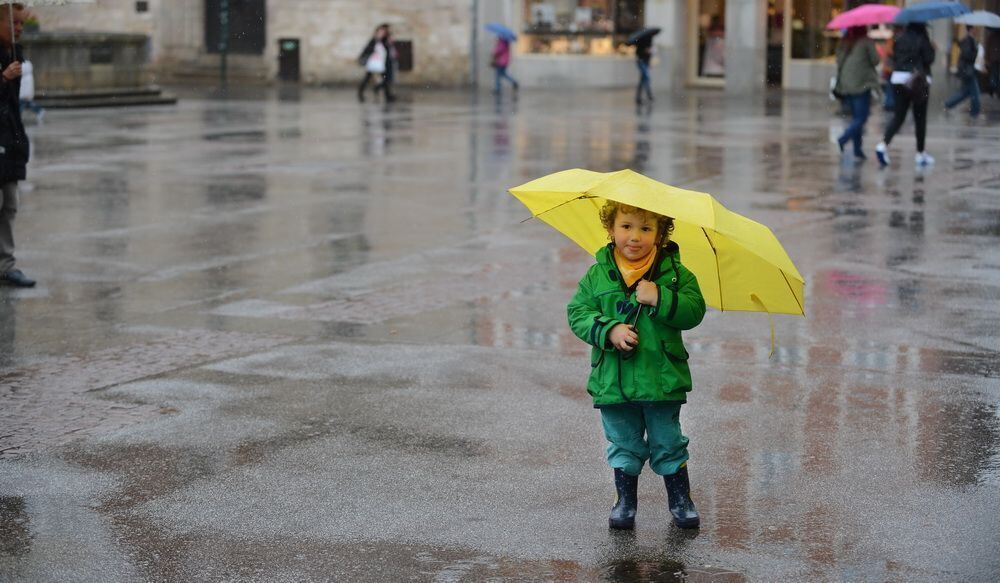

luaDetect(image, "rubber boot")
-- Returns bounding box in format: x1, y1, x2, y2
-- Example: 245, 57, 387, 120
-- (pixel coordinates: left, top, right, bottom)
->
663, 465, 699, 529
609, 468, 639, 530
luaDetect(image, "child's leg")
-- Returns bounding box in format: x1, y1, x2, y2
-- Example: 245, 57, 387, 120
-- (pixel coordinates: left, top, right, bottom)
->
643, 402, 689, 476
645, 402, 699, 528
600, 406, 649, 476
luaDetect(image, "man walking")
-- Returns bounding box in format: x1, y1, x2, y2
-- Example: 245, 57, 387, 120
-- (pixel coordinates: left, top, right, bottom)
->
0, 2, 34, 287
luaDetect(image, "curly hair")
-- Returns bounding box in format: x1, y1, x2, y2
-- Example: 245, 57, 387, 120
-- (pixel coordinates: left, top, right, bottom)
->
599, 200, 675, 246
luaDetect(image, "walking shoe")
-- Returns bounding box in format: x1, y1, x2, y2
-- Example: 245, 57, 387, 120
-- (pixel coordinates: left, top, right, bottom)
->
663, 465, 699, 529
915, 152, 935, 166
875, 142, 890, 167
0, 268, 36, 288
609, 468, 639, 530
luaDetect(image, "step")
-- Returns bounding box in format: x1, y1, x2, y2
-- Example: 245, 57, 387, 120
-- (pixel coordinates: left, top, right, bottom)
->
36, 85, 168, 100
36, 93, 179, 109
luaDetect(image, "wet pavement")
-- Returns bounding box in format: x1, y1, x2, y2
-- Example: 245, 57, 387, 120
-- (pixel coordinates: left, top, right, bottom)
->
1, 85, 999, 582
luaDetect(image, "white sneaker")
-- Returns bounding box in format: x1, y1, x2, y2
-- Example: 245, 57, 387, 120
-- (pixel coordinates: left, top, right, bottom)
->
875, 142, 890, 167
915, 152, 935, 166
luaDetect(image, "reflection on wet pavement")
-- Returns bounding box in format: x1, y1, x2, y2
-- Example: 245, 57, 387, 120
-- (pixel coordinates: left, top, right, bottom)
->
1, 87, 999, 581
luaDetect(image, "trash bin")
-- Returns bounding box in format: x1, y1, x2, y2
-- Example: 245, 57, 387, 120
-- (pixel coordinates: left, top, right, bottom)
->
278, 38, 300, 82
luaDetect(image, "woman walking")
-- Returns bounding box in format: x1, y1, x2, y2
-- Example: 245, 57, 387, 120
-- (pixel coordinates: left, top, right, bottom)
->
491, 36, 519, 96
833, 26, 880, 161
357, 24, 394, 102
876, 23, 936, 168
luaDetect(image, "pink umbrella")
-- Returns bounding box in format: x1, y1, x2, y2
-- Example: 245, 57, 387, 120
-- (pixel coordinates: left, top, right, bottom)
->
826, 4, 901, 30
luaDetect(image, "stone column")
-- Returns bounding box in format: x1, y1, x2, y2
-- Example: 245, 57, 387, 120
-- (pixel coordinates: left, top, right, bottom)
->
476, 0, 511, 89
724, 0, 767, 95
645, 0, 686, 90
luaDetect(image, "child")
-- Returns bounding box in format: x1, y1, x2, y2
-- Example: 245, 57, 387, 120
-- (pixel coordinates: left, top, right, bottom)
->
567, 201, 706, 530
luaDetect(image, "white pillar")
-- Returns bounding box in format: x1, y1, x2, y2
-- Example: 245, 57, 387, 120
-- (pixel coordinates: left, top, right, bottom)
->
724, 0, 767, 94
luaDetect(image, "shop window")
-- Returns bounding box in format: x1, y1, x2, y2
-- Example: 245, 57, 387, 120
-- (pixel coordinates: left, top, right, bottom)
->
791, 0, 844, 60
522, 0, 643, 56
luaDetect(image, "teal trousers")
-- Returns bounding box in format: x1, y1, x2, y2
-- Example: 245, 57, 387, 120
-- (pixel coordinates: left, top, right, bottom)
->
600, 402, 689, 477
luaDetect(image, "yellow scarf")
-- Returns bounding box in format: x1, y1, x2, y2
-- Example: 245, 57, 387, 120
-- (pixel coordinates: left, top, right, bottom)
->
614, 247, 656, 287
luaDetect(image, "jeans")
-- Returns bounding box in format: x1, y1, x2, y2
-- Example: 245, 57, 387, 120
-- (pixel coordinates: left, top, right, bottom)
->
601, 402, 689, 476
838, 91, 871, 156
636, 60, 652, 102
493, 66, 518, 93
882, 80, 895, 110
944, 74, 981, 117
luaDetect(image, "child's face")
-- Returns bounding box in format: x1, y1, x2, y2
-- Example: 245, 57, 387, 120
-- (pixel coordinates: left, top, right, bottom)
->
608, 210, 659, 261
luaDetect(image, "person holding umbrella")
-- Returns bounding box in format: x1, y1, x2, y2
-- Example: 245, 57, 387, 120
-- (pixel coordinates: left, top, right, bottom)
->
566, 200, 706, 530
0, 1, 33, 287
629, 28, 659, 105
486, 24, 519, 96
876, 22, 936, 168
833, 26, 881, 162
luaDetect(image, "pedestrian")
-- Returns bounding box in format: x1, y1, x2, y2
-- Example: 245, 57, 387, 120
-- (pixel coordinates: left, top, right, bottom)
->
18, 58, 42, 122
875, 22, 935, 168
357, 24, 395, 103
490, 37, 518, 96
943, 25, 981, 118
0, 2, 34, 288
634, 34, 654, 104
567, 201, 706, 531
833, 26, 880, 162
984, 27, 1000, 97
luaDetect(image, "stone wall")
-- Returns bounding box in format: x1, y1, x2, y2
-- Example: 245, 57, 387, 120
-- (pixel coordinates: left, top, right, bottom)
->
28, 0, 475, 86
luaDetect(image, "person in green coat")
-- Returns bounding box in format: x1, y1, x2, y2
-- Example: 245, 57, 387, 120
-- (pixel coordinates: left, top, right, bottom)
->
834, 26, 881, 162
567, 201, 706, 530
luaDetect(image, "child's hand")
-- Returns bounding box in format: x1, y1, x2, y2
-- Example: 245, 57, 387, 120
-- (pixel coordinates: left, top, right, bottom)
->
609, 324, 638, 351
635, 280, 658, 306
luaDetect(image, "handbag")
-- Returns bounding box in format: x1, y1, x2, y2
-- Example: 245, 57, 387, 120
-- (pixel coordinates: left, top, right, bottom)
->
905, 67, 928, 95
829, 44, 853, 101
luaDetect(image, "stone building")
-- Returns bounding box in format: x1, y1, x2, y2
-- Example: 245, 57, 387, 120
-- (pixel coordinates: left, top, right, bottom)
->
28, 0, 1000, 93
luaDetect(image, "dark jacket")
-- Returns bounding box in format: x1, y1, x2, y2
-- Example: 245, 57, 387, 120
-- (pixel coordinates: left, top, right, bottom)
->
635, 37, 652, 64
956, 35, 977, 79
892, 26, 935, 74
567, 242, 706, 407
0, 44, 28, 184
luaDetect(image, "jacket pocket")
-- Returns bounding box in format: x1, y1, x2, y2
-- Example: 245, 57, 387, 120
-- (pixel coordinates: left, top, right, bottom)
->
661, 341, 689, 361
591, 348, 606, 368
660, 341, 692, 393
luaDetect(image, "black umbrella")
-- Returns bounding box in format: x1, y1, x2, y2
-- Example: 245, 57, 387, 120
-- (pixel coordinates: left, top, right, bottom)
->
626, 27, 661, 46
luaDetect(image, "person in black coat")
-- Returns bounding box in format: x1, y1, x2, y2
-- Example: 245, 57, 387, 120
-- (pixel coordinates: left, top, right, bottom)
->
634, 35, 653, 105
944, 25, 981, 117
0, 2, 33, 288
357, 24, 397, 103
876, 23, 935, 168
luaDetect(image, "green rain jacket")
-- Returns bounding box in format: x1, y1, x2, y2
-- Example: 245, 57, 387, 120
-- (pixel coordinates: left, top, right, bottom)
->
567, 242, 706, 407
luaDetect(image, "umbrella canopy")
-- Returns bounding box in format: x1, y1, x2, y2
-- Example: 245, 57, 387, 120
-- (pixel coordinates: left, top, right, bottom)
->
509, 168, 805, 316
626, 27, 661, 46
826, 4, 901, 30
894, 1, 970, 24
485, 22, 517, 42
955, 10, 1000, 28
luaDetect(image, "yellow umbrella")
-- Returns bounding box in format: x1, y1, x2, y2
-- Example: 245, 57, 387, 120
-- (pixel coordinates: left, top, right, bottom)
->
509, 168, 805, 316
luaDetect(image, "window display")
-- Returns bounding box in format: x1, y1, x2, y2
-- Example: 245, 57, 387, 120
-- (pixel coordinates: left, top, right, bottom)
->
522, 0, 643, 56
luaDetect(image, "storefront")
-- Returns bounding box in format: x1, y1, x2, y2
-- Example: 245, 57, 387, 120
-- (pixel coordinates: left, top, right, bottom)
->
477, 0, 651, 88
